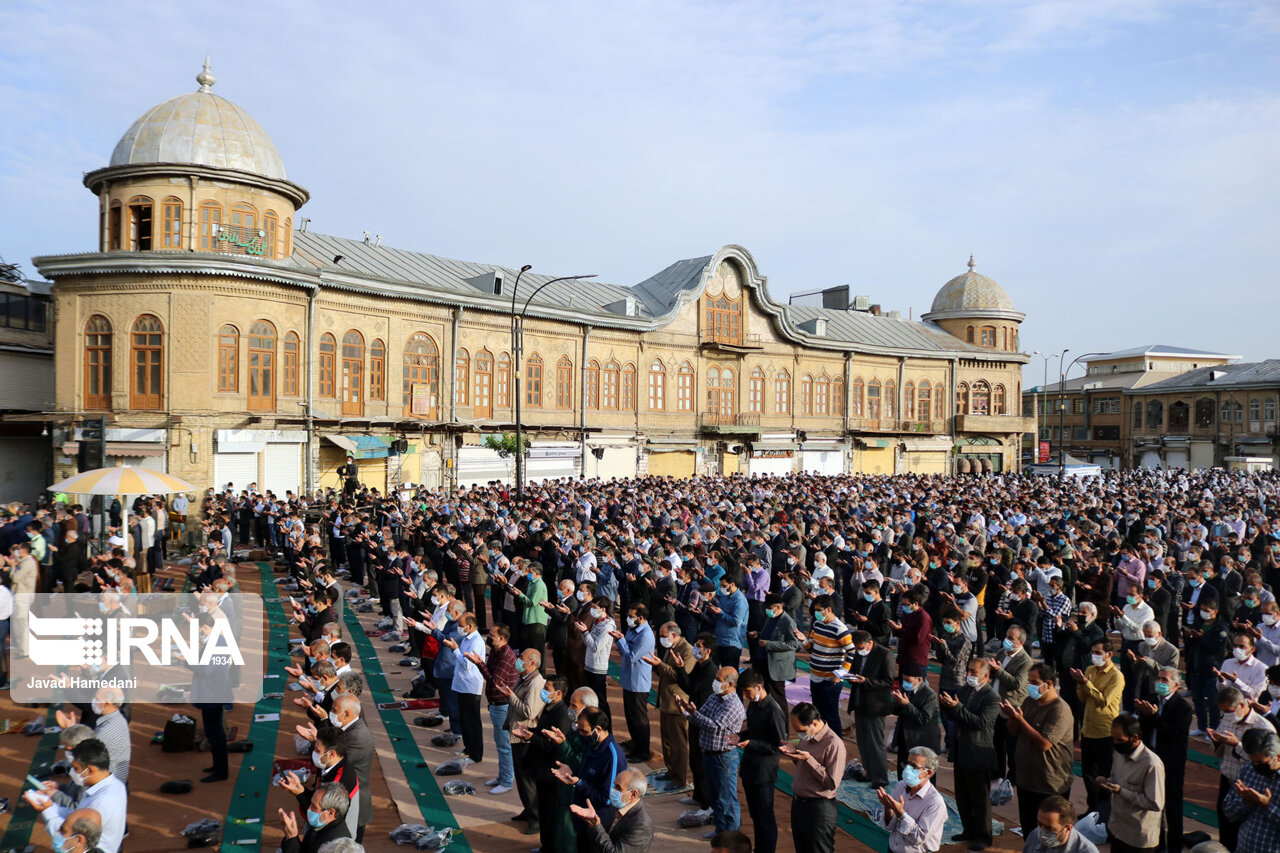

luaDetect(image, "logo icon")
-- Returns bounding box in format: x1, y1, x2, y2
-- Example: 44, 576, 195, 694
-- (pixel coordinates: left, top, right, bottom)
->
27, 613, 105, 667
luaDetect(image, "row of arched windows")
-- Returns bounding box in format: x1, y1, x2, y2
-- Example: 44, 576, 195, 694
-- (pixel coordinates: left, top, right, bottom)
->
965, 324, 1018, 351
1134, 397, 1280, 432
955, 381, 1007, 416
105, 196, 290, 259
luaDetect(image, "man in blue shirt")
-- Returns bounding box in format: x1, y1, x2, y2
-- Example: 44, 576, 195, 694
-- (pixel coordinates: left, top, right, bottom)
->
449, 612, 487, 766
710, 574, 749, 668
615, 604, 656, 762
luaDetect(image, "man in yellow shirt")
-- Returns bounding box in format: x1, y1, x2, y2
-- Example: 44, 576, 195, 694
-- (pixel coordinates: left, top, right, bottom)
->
1071, 637, 1124, 813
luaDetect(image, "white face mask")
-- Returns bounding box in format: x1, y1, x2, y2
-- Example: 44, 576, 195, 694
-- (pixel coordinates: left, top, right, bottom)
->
660, 636, 675, 648
577, 590, 590, 601
965, 675, 980, 688
590, 607, 603, 619
626, 617, 637, 628
1091, 654, 1106, 667
1265, 614, 1278, 626
1235, 648, 1251, 662
329, 711, 342, 727
856, 648, 870, 657
311, 749, 324, 767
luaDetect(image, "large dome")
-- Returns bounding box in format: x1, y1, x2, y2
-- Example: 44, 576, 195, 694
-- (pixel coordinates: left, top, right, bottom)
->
927, 256, 1017, 316
108, 61, 287, 180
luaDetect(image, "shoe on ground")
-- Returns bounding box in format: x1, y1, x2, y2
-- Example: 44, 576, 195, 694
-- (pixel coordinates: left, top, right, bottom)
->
485, 778, 501, 786
1189, 728, 1205, 737
626, 754, 650, 764
702, 829, 717, 839
524, 824, 540, 836
678, 796, 701, 806
511, 812, 530, 822
202, 766, 215, 773
200, 773, 229, 783
952, 833, 972, 842
490, 784, 512, 795
969, 843, 990, 851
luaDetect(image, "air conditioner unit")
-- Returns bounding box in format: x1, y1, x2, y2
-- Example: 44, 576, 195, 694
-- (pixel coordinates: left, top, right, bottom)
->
852, 295, 870, 311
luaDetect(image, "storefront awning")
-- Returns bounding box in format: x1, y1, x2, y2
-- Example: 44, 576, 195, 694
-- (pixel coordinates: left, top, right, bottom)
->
326, 434, 392, 459
61, 442, 166, 457
900, 437, 952, 452
751, 441, 798, 452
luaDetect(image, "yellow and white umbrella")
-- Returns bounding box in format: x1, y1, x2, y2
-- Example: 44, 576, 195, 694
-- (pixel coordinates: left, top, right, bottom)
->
48, 466, 196, 553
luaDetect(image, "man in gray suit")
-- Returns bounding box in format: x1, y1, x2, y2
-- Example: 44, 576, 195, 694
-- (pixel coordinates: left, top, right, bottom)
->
941, 659, 1001, 851
752, 594, 799, 712
989, 625, 1032, 787
1129, 620, 1179, 703
328, 694, 373, 842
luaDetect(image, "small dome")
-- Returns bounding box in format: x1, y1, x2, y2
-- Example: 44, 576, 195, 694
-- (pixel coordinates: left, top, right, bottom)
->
109, 60, 287, 180
928, 256, 1016, 315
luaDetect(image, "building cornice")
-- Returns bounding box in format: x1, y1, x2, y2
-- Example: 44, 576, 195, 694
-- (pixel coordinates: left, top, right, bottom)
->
83, 162, 310, 207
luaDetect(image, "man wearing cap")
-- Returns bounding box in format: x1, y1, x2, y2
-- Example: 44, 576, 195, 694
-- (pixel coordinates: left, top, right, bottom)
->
890, 661, 942, 777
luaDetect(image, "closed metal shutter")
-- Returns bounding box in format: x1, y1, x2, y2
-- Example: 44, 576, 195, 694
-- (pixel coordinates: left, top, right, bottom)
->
0, 437, 49, 503
647, 450, 695, 478
214, 452, 258, 494
457, 446, 512, 488
263, 443, 301, 496
748, 454, 793, 477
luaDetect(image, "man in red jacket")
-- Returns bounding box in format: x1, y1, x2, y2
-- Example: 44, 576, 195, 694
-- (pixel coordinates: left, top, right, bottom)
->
895, 586, 933, 671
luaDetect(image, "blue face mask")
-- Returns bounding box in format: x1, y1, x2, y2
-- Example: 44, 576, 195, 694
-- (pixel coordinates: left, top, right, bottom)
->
901, 765, 923, 787
1188, 578, 1201, 588
608, 788, 626, 809
306, 809, 327, 829
1002, 638, 1015, 652
539, 688, 552, 703
863, 593, 875, 603
1027, 682, 1042, 700
902, 679, 917, 693
514, 657, 525, 673
1146, 579, 1156, 589
51, 833, 70, 853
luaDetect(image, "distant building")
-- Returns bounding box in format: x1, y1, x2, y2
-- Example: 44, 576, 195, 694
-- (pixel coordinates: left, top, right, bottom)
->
0, 258, 53, 502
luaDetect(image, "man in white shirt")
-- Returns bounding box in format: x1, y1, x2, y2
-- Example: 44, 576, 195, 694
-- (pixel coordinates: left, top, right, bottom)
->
31, 738, 127, 853
879, 746, 947, 853
1220, 634, 1269, 700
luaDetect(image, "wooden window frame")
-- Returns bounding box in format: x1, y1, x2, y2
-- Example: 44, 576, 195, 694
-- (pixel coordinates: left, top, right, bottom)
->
369, 338, 386, 401
918, 380, 932, 422
282, 332, 300, 397
972, 380, 990, 415
904, 382, 916, 420
318, 333, 336, 398
84, 314, 112, 409
474, 349, 493, 418
602, 360, 620, 410
127, 195, 154, 251
648, 360, 666, 411
109, 201, 122, 250
586, 360, 601, 410
217, 325, 239, 392
496, 352, 511, 407
676, 362, 694, 412
555, 356, 573, 410
454, 348, 470, 407
403, 332, 440, 417
199, 201, 222, 250
775, 369, 791, 414
263, 210, 278, 259
130, 314, 164, 409
622, 363, 637, 410
749, 368, 764, 414
341, 331, 365, 416
815, 374, 830, 416
526, 354, 543, 407
866, 379, 881, 421
248, 320, 276, 411
956, 382, 969, 415
993, 384, 1005, 416
161, 197, 183, 249
801, 374, 814, 416
884, 380, 896, 420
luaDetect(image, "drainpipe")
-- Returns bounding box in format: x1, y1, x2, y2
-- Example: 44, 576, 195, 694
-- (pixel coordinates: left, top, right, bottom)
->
449, 307, 463, 493
305, 281, 318, 493
949, 356, 959, 474
580, 325, 591, 478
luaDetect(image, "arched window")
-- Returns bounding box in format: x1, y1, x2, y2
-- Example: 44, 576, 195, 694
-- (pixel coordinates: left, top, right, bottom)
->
199, 201, 222, 250
884, 379, 896, 420
1250, 397, 1261, 427
454, 347, 470, 407
904, 382, 915, 420
556, 356, 574, 409
775, 369, 791, 414
341, 330, 364, 415
677, 362, 695, 412
1169, 400, 1189, 432
918, 380, 932, 422
993, 384, 1006, 415
1194, 398, 1214, 428
705, 294, 743, 345
109, 200, 122, 250
130, 314, 164, 409
622, 363, 637, 410
496, 352, 511, 407
526, 353, 543, 407
972, 380, 990, 415
404, 333, 440, 417
815, 374, 830, 415
1233, 401, 1243, 422
1266, 398, 1278, 424
474, 349, 493, 418
318, 333, 336, 398
706, 364, 735, 416
867, 379, 881, 421
801, 374, 814, 416
161, 197, 183, 249
832, 376, 844, 416
602, 360, 620, 410
956, 382, 969, 415
369, 338, 385, 401
217, 325, 239, 392
284, 217, 292, 257
1147, 400, 1165, 429
1134, 400, 1145, 427
248, 320, 276, 411
230, 202, 257, 231
84, 315, 112, 409
980, 326, 996, 347
263, 210, 278, 259
648, 359, 666, 411
1220, 400, 1232, 424
586, 360, 600, 410
966, 326, 975, 343
749, 367, 765, 413
282, 332, 300, 397
127, 195, 154, 251
848, 377, 862, 418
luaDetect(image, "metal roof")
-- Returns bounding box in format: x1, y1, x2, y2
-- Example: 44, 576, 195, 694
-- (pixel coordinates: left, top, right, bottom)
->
1086, 344, 1239, 361
782, 305, 990, 354
1130, 360, 1280, 394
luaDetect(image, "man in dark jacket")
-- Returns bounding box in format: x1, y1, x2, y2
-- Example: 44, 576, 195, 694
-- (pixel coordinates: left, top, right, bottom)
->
326, 695, 373, 841
571, 768, 654, 853
890, 661, 942, 774
1137, 666, 1192, 853
846, 629, 895, 788
524, 676, 574, 853
53, 529, 88, 591
940, 659, 1001, 851
554, 707, 628, 852
279, 782, 352, 853
737, 670, 787, 853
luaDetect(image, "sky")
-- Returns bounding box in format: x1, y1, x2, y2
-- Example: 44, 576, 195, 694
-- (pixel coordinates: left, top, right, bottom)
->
1, 0, 1278, 384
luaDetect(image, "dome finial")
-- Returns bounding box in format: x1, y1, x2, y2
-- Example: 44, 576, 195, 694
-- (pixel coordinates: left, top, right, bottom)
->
967, 253, 976, 272
196, 56, 216, 93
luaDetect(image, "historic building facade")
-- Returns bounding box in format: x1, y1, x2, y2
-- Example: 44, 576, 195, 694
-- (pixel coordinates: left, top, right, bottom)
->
33, 65, 1031, 503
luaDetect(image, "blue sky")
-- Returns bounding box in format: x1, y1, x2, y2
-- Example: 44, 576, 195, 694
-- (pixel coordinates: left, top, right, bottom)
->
2, 1, 1277, 381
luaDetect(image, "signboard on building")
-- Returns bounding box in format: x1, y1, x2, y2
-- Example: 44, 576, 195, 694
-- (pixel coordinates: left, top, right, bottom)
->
751, 449, 794, 459
1038, 441, 1051, 463
410, 384, 436, 416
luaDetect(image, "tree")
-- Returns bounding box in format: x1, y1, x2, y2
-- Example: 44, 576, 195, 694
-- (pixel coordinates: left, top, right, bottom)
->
482, 432, 527, 459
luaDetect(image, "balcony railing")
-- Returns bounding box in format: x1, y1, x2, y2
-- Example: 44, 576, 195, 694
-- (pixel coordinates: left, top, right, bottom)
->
700, 331, 762, 349
699, 412, 761, 429
212, 223, 269, 257
847, 418, 948, 434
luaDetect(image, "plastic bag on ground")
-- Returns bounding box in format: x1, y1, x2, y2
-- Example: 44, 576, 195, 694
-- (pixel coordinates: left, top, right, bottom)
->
990, 777, 1013, 805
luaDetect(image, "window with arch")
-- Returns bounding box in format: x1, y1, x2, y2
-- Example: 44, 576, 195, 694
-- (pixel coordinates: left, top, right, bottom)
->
602, 360, 620, 410
775, 369, 791, 414
84, 315, 112, 409
263, 210, 278, 259
1147, 400, 1164, 430
130, 314, 164, 409
109, 201, 122, 250
622, 363, 637, 410
676, 362, 694, 412
980, 326, 996, 347
127, 195, 153, 251
801, 374, 814, 416
404, 333, 439, 416
1267, 398, 1278, 424
884, 379, 896, 420
706, 364, 735, 417
556, 356, 574, 409
283, 332, 300, 397
526, 354, 543, 407
474, 349, 493, 418
1001, 328, 1008, 350
161, 197, 183, 249
956, 382, 969, 415
199, 201, 222, 250
1134, 400, 1144, 427
705, 294, 743, 345
341, 331, 364, 415
1194, 398, 1214, 428
586, 360, 600, 410
917, 380, 932, 422
1169, 400, 1189, 432
815, 374, 830, 415
1220, 400, 1233, 424
972, 380, 991, 415
1250, 397, 1261, 427
496, 352, 511, 407
454, 347, 470, 407
966, 326, 975, 344
318, 333, 336, 398
230, 202, 257, 231
993, 384, 1006, 415
284, 217, 292, 257
369, 338, 385, 401
248, 320, 276, 410
832, 376, 844, 416
217, 325, 239, 392
904, 382, 915, 420
648, 359, 666, 411
848, 377, 862, 418
867, 379, 881, 421
749, 367, 765, 413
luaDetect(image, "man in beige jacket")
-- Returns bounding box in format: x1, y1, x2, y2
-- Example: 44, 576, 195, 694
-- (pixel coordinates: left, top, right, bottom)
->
644, 621, 695, 789
10, 540, 38, 658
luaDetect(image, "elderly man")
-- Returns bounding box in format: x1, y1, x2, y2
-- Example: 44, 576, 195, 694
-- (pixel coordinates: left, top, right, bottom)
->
643, 621, 695, 789
570, 768, 655, 853
320, 693, 373, 841
1221, 728, 1280, 853
504, 646, 545, 832
30, 739, 127, 853
1021, 795, 1099, 853
279, 782, 352, 853
1137, 666, 1192, 853
1128, 620, 1179, 704
50, 808, 103, 853
675, 666, 746, 837
56, 687, 130, 786
941, 658, 1001, 852
1210, 684, 1276, 849
878, 746, 947, 853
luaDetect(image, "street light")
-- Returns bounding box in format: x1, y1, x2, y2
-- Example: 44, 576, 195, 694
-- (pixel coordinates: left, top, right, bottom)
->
1058, 351, 1106, 476
509, 268, 597, 500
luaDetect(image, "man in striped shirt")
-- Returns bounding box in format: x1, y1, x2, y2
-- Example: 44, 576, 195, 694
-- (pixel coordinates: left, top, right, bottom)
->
794, 594, 853, 736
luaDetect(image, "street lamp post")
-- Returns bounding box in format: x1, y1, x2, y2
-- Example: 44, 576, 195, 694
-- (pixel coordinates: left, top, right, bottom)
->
509, 269, 597, 501
1058, 351, 1105, 476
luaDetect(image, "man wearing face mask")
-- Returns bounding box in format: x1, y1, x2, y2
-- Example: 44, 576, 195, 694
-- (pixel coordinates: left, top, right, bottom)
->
643, 622, 695, 790
878, 746, 946, 853
989, 625, 1032, 789
502, 647, 545, 833
1221, 633, 1269, 701
48, 808, 103, 853
845, 629, 895, 789
278, 782, 352, 853
939, 659, 1001, 851
1221, 727, 1280, 853
674, 667, 745, 837
782, 701, 846, 853
569, 768, 654, 853
1071, 639, 1124, 813
1021, 796, 1099, 853
707, 574, 748, 668
58, 687, 131, 788
279, 729, 359, 839
889, 662, 942, 779
795, 594, 853, 736
675, 633, 718, 817
1097, 713, 1164, 853
1209, 685, 1277, 849
734, 670, 786, 853
1129, 621, 1179, 706
1185, 598, 1229, 735
615, 604, 655, 763
318, 694, 373, 841
30, 739, 126, 853
753, 594, 799, 714
1005, 665, 1075, 838
1253, 601, 1280, 666
520, 676, 574, 850
1136, 667, 1191, 853
551, 707, 629, 851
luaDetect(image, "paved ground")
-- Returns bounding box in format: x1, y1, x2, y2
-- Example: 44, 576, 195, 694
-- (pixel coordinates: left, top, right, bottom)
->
0, 560, 1227, 852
